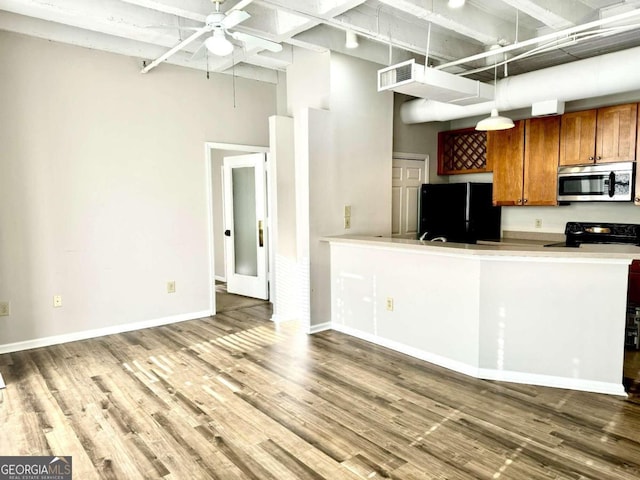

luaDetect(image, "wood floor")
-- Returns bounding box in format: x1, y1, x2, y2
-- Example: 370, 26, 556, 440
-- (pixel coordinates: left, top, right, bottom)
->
2, 303, 640, 479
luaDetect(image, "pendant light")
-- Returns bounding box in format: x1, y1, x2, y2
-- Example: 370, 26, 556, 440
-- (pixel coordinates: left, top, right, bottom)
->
475, 62, 514, 131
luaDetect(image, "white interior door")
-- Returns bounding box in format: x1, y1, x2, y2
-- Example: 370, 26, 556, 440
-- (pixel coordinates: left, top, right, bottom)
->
223, 153, 268, 300
392, 158, 426, 239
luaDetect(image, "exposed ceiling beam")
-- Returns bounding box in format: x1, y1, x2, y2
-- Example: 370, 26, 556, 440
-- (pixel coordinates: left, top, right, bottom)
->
0, 9, 281, 82
498, 0, 595, 29
376, 0, 534, 46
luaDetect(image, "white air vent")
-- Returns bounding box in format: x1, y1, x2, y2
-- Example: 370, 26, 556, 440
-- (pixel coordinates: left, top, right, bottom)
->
378, 60, 423, 91
378, 59, 494, 106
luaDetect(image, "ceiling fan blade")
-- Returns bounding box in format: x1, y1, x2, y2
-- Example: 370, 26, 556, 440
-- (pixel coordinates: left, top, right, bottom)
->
222, 9, 250, 29
190, 41, 207, 60
230, 32, 282, 53
141, 26, 210, 73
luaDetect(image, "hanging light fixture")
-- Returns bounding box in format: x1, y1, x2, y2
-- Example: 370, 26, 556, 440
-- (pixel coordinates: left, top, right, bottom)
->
475, 62, 514, 131
345, 30, 359, 49
205, 29, 234, 56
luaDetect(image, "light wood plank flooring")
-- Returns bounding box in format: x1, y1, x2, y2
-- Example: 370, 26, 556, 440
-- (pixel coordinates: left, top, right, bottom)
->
2, 303, 640, 479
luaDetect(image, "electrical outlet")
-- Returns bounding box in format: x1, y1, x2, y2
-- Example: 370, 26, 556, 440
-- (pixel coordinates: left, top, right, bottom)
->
344, 205, 351, 217
167, 281, 176, 294
344, 216, 351, 229
0, 301, 10, 316
386, 297, 394, 311
535, 218, 543, 228
53, 295, 63, 308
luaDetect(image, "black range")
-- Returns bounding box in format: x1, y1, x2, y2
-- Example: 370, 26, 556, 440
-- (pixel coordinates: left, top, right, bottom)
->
545, 222, 640, 248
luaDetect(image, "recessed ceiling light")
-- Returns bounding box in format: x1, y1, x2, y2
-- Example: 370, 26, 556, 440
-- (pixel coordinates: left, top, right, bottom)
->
448, 0, 465, 8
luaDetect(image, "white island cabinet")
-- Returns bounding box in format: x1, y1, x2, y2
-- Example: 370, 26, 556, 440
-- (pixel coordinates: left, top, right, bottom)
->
324, 236, 640, 396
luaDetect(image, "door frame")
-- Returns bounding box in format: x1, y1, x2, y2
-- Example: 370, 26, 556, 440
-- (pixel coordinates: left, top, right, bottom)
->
205, 142, 270, 315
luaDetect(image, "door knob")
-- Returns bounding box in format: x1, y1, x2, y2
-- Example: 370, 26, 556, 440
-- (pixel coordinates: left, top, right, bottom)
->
224, 229, 231, 237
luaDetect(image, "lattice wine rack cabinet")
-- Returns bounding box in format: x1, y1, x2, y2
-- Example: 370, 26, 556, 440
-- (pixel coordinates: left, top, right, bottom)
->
438, 127, 489, 175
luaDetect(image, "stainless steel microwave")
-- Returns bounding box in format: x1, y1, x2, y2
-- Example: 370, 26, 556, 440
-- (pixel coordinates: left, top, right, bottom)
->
557, 161, 635, 202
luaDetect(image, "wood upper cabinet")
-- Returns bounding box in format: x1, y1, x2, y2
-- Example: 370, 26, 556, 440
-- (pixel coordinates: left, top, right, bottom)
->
524, 116, 561, 206
560, 103, 637, 166
559, 110, 596, 166
489, 121, 525, 206
490, 116, 560, 206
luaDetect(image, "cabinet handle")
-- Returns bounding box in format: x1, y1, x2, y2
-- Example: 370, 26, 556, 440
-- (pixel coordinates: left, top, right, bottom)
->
589, 156, 595, 161
597, 156, 602, 160
523, 199, 528, 204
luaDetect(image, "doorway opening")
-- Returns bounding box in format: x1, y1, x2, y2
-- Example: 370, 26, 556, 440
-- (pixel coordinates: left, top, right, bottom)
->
205, 142, 270, 316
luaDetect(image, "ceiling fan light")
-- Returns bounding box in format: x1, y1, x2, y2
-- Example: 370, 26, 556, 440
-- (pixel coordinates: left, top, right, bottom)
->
205, 30, 234, 56
345, 30, 359, 49
448, 0, 465, 8
475, 108, 515, 131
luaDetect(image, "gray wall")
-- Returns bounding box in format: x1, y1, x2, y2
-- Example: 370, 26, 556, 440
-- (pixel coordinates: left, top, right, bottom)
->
0, 32, 276, 349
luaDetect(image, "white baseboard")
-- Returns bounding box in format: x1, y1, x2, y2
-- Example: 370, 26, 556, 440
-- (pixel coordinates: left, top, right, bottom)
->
0, 372, 5, 389
331, 323, 479, 378
331, 323, 627, 397
215, 275, 226, 282
477, 368, 628, 397
309, 321, 331, 334
0, 310, 213, 355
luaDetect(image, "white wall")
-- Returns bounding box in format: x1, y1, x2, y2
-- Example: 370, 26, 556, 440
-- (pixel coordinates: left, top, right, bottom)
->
0, 32, 276, 350
269, 115, 299, 322
286, 50, 394, 330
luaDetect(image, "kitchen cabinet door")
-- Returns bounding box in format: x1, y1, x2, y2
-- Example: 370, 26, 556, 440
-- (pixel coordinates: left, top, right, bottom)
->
524, 116, 560, 206
559, 104, 637, 166
559, 110, 597, 166
596, 103, 637, 163
489, 121, 525, 206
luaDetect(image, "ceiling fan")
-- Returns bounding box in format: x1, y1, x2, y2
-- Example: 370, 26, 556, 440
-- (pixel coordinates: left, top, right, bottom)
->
141, 0, 282, 74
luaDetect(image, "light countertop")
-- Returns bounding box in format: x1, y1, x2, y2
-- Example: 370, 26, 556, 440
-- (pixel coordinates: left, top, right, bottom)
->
322, 234, 640, 261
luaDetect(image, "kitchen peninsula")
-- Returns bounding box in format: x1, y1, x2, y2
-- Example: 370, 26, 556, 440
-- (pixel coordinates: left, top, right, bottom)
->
324, 235, 640, 396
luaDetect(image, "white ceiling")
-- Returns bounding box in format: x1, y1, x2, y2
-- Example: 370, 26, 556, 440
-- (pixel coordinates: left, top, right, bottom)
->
1, 0, 640, 84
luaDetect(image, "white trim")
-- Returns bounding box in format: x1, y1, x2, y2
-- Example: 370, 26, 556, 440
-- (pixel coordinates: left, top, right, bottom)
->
0, 310, 212, 355
331, 323, 628, 396
204, 144, 216, 315
0, 372, 5, 389
392, 151, 428, 160
205, 142, 270, 316
309, 321, 331, 334
270, 313, 296, 323
331, 323, 479, 378
478, 368, 628, 397
215, 275, 226, 282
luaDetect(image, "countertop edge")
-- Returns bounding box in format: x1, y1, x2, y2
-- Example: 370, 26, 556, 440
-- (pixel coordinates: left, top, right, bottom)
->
321, 235, 640, 261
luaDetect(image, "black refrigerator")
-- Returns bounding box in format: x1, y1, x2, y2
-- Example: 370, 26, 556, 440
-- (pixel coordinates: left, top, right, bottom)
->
418, 183, 501, 243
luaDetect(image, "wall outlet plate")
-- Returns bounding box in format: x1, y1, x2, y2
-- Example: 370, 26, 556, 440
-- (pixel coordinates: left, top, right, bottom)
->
53, 295, 63, 308
0, 301, 9, 316
167, 281, 176, 293
386, 297, 394, 311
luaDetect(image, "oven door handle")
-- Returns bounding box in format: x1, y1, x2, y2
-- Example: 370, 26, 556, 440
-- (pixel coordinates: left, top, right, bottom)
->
608, 171, 616, 197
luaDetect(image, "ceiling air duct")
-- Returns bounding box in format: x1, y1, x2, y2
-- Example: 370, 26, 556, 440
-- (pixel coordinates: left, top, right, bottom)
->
377, 59, 494, 106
